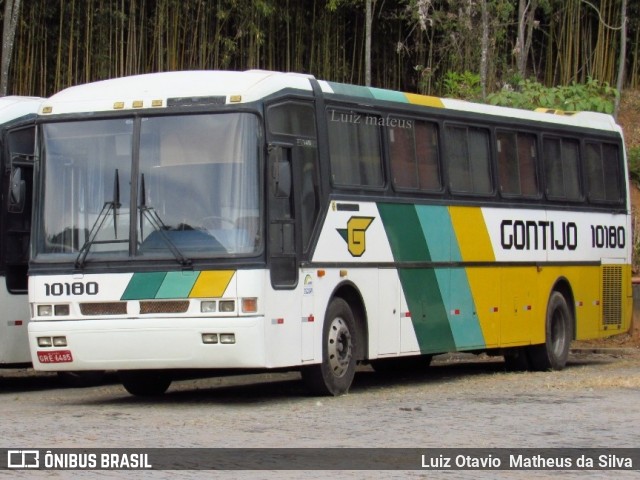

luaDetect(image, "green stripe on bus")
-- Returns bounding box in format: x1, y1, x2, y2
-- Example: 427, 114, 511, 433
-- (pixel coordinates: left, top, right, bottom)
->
415, 205, 486, 349
121, 272, 167, 300
369, 87, 408, 103
155, 271, 199, 299
378, 203, 456, 353
326, 82, 374, 99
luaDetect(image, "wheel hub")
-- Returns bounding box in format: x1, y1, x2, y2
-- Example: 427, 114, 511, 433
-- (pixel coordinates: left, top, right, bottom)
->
327, 316, 352, 378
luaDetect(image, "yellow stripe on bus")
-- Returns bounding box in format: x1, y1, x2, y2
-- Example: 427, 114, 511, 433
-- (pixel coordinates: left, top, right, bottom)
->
449, 206, 495, 262
404, 93, 445, 108
189, 270, 235, 298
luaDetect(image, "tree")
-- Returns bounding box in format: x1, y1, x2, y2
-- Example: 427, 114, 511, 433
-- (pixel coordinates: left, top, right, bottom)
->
614, 0, 627, 118
514, 0, 538, 79
1, 0, 21, 96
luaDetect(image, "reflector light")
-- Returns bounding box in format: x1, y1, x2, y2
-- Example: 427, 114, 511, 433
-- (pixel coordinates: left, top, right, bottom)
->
219, 334, 235, 344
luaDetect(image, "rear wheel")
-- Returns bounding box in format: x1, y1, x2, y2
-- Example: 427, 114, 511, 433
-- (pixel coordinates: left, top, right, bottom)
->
301, 298, 357, 396
119, 370, 172, 396
528, 291, 573, 371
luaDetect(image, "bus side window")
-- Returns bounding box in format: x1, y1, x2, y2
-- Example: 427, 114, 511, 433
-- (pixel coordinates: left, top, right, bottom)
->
389, 118, 441, 192
585, 141, 622, 203
389, 122, 419, 189
497, 131, 538, 197
543, 137, 581, 201
445, 125, 492, 195
415, 121, 441, 191
327, 108, 384, 188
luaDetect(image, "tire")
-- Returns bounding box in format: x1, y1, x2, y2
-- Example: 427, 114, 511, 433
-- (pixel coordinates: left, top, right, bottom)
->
57, 370, 105, 388
528, 291, 573, 371
119, 370, 172, 397
370, 354, 433, 374
301, 298, 358, 396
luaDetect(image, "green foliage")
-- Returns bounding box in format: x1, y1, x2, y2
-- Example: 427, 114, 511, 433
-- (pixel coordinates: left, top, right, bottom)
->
441, 71, 481, 101
629, 147, 640, 188
486, 77, 619, 114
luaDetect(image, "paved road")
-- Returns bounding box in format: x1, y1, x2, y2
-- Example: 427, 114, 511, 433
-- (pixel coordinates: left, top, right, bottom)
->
0, 349, 638, 479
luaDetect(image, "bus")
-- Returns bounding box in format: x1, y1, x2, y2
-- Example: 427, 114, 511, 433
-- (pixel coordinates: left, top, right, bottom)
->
0, 96, 39, 369
27, 70, 632, 396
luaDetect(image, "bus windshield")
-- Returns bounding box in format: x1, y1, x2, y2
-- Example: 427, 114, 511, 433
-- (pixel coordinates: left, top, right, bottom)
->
36, 112, 261, 264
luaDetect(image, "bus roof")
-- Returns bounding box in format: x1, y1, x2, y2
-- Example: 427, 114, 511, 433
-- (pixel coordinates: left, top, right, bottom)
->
40, 70, 620, 133
0, 96, 42, 125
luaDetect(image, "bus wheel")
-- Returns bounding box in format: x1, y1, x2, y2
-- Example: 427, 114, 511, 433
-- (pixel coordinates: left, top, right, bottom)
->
302, 298, 357, 396
528, 291, 573, 371
119, 370, 172, 396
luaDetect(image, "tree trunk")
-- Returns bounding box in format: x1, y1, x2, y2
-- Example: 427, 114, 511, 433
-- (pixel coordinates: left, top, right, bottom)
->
1, 0, 22, 96
365, 0, 373, 86
479, 0, 488, 99
614, 0, 626, 118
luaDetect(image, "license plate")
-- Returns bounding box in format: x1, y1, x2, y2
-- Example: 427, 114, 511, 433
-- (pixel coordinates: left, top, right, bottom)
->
37, 350, 73, 364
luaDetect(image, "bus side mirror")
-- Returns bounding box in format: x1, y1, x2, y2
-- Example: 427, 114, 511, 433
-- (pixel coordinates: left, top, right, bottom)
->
8, 167, 25, 213
269, 145, 292, 198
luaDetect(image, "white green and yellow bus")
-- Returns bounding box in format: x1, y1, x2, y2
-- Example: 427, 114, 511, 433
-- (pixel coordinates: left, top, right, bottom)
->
0, 96, 40, 369
27, 70, 631, 396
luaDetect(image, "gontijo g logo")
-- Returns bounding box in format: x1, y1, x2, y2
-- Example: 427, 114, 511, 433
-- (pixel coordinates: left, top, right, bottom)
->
337, 217, 374, 257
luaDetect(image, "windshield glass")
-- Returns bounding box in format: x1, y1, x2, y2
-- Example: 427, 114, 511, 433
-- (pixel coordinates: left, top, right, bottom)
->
36, 113, 261, 263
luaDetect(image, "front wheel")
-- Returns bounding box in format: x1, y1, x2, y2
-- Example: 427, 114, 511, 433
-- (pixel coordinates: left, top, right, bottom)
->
528, 291, 573, 371
119, 370, 172, 397
301, 298, 358, 396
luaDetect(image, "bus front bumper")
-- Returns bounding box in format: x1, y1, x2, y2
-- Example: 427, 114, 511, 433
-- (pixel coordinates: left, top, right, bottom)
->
28, 317, 267, 371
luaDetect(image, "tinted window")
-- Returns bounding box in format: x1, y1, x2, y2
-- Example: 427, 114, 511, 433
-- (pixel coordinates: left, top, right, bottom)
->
497, 131, 538, 197
389, 118, 441, 192
585, 142, 622, 203
268, 103, 316, 137
445, 125, 492, 195
327, 108, 384, 188
543, 137, 581, 200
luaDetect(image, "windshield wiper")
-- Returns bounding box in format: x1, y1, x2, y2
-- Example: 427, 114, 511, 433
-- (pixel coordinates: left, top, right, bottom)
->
138, 173, 192, 268
75, 169, 124, 270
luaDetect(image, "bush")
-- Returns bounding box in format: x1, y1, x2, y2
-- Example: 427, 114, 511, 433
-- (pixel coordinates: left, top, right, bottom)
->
487, 77, 618, 114
629, 147, 640, 188
441, 71, 482, 100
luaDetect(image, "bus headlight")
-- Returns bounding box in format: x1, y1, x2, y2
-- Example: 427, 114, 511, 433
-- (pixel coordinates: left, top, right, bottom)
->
200, 301, 217, 313
54, 305, 70, 316
219, 300, 235, 313
37, 337, 52, 347
38, 305, 53, 317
